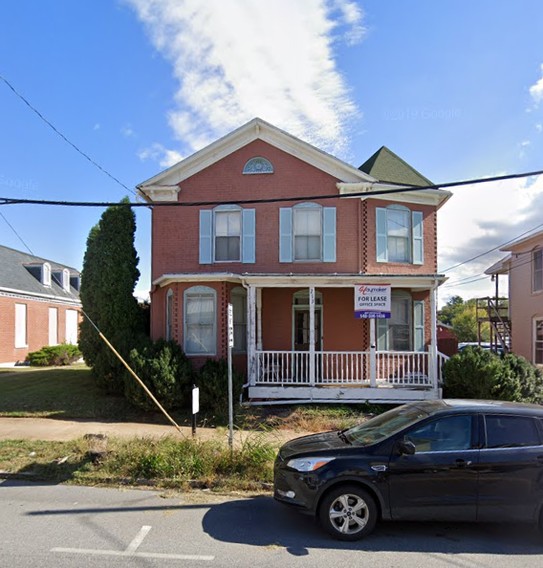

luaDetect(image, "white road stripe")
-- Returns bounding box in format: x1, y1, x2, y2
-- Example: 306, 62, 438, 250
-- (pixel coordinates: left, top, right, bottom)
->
124, 525, 152, 554
51, 548, 214, 561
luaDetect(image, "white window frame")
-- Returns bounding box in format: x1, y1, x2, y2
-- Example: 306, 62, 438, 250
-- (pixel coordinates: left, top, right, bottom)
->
533, 248, 543, 293
377, 291, 414, 352
165, 289, 174, 341
65, 309, 78, 345
62, 269, 71, 292
184, 286, 217, 356
42, 263, 51, 287
214, 207, 242, 262
15, 303, 27, 348
48, 307, 58, 346
534, 318, 543, 365
293, 204, 323, 262
376, 205, 424, 265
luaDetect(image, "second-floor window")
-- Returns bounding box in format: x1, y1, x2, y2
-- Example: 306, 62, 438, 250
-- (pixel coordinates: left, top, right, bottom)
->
376, 205, 424, 264
533, 248, 542, 292
280, 203, 336, 263
199, 206, 255, 264
215, 210, 241, 261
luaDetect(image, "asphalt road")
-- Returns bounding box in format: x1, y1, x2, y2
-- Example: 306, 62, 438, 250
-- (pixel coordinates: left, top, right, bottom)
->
1, 479, 542, 568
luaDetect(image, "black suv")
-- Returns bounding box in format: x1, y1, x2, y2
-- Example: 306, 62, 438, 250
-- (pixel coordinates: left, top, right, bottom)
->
274, 399, 543, 540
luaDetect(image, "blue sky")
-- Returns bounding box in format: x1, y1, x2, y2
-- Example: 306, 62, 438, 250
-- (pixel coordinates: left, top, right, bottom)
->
1, 0, 542, 305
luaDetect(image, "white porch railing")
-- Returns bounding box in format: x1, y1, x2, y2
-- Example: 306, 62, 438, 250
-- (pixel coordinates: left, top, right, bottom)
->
255, 350, 445, 388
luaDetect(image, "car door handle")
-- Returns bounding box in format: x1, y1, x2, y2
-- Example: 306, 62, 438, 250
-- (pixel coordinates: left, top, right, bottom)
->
455, 459, 472, 468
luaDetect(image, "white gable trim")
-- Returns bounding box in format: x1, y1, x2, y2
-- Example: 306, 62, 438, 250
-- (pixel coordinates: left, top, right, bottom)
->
137, 118, 377, 202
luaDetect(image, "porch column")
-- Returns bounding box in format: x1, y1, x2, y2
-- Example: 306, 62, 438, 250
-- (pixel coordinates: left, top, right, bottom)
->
309, 286, 315, 386
430, 282, 439, 395
256, 288, 263, 351
369, 319, 377, 387
247, 285, 257, 386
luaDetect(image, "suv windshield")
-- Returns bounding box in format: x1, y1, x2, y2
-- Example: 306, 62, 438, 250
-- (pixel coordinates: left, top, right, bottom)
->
344, 404, 430, 445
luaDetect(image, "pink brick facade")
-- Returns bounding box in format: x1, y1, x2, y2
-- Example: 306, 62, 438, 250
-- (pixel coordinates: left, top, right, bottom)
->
140, 119, 450, 402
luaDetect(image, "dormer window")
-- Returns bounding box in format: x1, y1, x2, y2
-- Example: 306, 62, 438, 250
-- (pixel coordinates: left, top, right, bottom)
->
42, 263, 51, 287
242, 157, 273, 174
62, 269, 70, 292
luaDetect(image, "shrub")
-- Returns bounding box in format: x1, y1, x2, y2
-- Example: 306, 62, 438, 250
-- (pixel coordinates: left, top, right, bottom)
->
27, 344, 82, 367
443, 346, 543, 403
197, 359, 245, 422
125, 339, 194, 412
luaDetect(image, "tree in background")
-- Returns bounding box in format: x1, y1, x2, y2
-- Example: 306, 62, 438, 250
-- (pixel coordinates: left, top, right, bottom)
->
438, 296, 489, 343
79, 198, 144, 394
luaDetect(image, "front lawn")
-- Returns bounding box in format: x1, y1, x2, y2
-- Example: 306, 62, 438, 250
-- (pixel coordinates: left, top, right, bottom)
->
0, 365, 140, 420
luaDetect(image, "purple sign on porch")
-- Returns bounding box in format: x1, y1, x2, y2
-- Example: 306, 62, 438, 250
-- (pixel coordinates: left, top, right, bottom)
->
355, 310, 391, 319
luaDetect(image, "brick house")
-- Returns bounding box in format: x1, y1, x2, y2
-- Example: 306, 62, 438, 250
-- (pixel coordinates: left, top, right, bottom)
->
486, 229, 543, 366
138, 118, 451, 403
0, 245, 81, 365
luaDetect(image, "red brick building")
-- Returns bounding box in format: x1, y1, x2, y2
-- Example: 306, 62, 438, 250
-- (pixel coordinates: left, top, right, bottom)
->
138, 119, 451, 402
0, 245, 81, 365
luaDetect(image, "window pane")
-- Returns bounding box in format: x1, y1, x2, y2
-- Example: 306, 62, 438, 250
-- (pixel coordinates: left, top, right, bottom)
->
407, 415, 473, 452
185, 293, 215, 354
294, 236, 321, 260
294, 209, 320, 236
215, 211, 241, 237
485, 415, 541, 448
536, 320, 543, 365
387, 209, 410, 262
215, 236, 240, 261
388, 296, 411, 351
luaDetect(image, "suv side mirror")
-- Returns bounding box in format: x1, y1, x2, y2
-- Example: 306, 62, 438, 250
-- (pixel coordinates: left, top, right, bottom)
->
397, 439, 416, 455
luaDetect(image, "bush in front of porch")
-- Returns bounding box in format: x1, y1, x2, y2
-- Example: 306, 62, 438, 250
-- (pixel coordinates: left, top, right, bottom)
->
442, 347, 543, 404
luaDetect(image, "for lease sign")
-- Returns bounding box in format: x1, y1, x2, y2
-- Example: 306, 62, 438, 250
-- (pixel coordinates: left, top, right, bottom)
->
354, 284, 391, 318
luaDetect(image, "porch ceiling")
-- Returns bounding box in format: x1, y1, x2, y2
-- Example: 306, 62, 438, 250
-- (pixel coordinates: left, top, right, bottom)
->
153, 272, 446, 289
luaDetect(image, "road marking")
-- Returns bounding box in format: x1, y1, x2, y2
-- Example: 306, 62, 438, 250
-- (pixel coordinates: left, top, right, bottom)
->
51, 524, 214, 561
124, 525, 151, 554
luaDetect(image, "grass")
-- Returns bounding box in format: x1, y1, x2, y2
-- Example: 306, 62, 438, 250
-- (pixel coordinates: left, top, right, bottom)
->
0, 434, 277, 491
0, 365, 141, 420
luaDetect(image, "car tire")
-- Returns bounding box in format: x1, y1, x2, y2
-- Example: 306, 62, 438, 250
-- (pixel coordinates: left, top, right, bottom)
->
319, 484, 378, 541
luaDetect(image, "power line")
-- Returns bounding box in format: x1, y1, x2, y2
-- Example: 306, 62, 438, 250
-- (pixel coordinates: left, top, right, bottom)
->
0, 73, 137, 197
0, 211, 34, 254
1, 166, 543, 209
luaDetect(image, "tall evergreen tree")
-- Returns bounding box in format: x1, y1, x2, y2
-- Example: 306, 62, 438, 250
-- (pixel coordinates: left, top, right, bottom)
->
79, 198, 143, 394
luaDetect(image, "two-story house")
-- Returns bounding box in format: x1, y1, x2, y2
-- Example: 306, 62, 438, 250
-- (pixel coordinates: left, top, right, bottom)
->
0, 245, 81, 365
137, 118, 451, 403
485, 229, 543, 366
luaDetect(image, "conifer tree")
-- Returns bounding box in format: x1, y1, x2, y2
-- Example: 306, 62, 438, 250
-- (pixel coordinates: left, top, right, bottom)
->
79, 198, 143, 394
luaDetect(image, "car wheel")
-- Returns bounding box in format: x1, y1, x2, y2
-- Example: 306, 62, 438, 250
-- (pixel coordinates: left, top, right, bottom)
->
319, 485, 378, 541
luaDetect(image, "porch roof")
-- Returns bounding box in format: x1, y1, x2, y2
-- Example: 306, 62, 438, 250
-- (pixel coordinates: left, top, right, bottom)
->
153, 272, 446, 289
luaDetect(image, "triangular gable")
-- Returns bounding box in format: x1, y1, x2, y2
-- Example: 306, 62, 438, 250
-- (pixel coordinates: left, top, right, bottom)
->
137, 118, 377, 200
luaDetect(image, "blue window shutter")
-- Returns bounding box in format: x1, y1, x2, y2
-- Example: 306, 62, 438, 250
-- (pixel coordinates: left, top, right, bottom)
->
322, 207, 336, 262
242, 209, 256, 263
279, 208, 293, 262
376, 208, 388, 262
199, 210, 213, 264
376, 319, 388, 351
412, 211, 424, 265
414, 300, 425, 351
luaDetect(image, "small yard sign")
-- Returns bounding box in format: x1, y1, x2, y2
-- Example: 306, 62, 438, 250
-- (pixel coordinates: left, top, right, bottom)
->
354, 284, 391, 319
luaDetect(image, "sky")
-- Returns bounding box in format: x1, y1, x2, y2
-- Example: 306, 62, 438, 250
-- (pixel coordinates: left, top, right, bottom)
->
1, 0, 542, 307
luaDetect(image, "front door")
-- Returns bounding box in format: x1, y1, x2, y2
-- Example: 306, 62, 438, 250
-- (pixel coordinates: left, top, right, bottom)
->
293, 309, 322, 351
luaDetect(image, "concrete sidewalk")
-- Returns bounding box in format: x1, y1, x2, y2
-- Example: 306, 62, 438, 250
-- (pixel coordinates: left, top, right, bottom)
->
0, 416, 300, 445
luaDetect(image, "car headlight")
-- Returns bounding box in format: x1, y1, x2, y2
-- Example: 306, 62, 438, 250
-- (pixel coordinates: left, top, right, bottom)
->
286, 457, 335, 472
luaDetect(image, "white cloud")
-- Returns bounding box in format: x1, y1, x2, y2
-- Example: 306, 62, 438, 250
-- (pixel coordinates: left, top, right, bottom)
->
438, 173, 543, 303
93, 123, 101, 131
138, 142, 183, 167
121, 124, 136, 138
127, 0, 364, 159
536, 123, 542, 133
529, 63, 543, 105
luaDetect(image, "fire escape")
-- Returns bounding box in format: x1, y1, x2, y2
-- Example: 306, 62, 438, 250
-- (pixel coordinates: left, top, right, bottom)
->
476, 297, 511, 354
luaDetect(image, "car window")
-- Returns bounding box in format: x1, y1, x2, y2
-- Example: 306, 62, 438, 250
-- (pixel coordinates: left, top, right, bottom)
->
484, 415, 541, 448
405, 415, 473, 452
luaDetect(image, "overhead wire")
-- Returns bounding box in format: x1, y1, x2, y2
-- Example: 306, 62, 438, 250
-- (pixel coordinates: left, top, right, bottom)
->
0, 211, 34, 254
0, 73, 137, 197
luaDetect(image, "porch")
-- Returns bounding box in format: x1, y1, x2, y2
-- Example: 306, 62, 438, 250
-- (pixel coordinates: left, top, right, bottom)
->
248, 349, 446, 403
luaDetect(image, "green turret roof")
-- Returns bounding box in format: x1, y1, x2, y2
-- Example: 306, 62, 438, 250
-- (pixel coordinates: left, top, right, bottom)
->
359, 146, 433, 187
